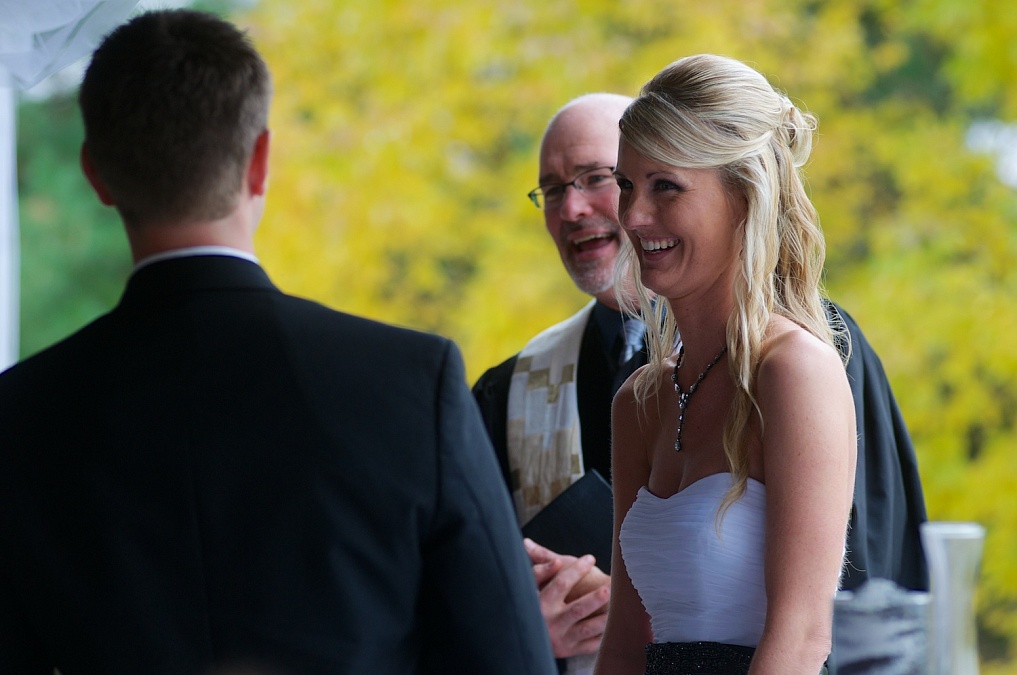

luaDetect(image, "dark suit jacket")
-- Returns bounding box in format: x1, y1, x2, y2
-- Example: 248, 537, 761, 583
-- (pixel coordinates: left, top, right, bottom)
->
473, 301, 928, 592
0, 255, 556, 675
831, 303, 928, 591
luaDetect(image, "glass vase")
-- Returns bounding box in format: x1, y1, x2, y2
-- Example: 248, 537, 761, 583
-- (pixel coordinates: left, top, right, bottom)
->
921, 521, 985, 675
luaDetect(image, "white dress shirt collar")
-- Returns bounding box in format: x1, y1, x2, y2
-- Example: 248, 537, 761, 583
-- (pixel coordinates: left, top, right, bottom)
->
133, 246, 259, 274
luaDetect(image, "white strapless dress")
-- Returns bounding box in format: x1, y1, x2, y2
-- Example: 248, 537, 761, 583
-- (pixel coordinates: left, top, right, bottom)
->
619, 473, 767, 648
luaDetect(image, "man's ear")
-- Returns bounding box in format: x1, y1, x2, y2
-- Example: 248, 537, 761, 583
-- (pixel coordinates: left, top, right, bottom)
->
247, 129, 270, 197
80, 143, 115, 206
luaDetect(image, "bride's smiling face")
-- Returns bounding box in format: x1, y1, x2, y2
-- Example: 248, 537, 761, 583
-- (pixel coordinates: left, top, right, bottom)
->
614, 138, 745, 306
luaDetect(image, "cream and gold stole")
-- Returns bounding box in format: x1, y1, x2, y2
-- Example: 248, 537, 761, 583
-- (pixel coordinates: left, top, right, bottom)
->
506, 300, 594, 525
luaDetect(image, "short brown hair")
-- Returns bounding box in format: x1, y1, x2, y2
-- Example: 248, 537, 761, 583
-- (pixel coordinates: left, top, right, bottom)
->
79, 9, 272, 227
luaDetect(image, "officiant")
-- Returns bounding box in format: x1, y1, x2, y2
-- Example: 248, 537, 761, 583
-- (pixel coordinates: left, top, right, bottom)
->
472, 89, 928, 675
472, 93, 644, 675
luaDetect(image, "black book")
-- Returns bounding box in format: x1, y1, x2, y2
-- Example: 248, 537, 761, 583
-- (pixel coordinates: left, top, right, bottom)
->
521, 469, 613, 574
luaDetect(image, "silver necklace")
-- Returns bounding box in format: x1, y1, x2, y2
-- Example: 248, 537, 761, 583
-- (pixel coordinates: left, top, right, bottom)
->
671, 345, 728, 452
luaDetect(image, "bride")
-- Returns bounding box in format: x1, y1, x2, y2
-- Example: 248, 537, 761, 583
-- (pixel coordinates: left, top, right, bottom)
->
596, 54, 857, 675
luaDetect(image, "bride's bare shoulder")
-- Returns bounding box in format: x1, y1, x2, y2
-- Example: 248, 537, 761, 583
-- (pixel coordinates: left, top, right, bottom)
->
757, 316, 844, 391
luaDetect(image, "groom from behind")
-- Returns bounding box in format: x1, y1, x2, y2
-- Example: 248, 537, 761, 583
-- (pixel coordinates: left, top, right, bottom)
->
0, 10, 555, 675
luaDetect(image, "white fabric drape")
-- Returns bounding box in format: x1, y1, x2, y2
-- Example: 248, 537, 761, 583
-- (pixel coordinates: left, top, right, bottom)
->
0, 0, 141, 90
0, 82, 16, 369
0, 0, 140, 370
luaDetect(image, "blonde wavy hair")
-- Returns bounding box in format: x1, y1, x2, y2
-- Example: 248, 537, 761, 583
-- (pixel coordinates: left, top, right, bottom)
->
617, 54, 845, 512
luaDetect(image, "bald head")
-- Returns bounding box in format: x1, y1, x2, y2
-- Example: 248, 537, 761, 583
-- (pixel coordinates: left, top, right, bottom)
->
537, 93, 633, 308
540, 93, 633, 173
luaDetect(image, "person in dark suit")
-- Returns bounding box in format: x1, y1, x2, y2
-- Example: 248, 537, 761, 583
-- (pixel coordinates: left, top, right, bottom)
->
473, 94, 641, 674
0, 10, 555, 675
472, 92, 927, 672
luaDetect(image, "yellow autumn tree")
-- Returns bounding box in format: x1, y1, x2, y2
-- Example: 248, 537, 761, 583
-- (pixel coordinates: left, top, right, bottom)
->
240, 0, 1017, 667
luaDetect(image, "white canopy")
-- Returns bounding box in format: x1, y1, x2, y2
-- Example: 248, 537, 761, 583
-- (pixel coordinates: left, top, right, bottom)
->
0, 0, 140, 370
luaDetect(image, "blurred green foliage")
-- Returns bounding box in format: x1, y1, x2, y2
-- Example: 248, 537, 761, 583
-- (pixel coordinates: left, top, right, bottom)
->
15, 94, 129, 359
14, 0, 1017, 669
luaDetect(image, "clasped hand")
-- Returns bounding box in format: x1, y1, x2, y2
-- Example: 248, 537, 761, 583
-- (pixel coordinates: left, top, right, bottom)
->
523, 537, 611, 659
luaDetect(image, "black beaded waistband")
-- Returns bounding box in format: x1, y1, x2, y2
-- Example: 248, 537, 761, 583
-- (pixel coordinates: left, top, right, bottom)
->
644, 641, 754, 674
644, 641, 829, 675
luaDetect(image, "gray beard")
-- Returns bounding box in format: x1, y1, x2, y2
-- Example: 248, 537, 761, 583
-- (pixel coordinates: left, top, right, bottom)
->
566, 260, 615, 297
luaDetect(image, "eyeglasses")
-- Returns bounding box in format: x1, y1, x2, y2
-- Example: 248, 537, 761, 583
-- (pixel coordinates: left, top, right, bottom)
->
527, 166, 616, 209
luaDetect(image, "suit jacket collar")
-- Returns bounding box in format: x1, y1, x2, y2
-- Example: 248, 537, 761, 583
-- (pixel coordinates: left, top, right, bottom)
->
118, 254, 278, 310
